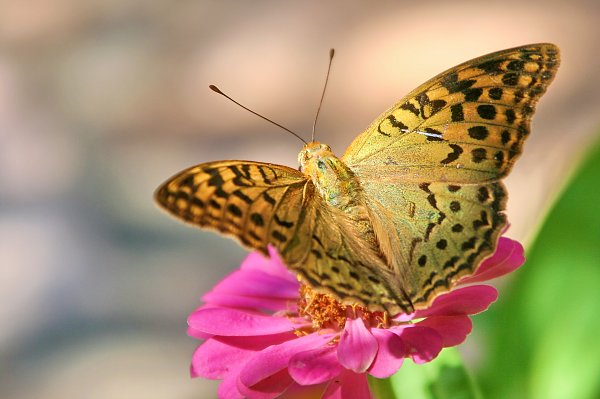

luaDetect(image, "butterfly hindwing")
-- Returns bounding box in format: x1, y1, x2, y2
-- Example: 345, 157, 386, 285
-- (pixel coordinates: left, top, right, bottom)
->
359, 177, 507, 308
300, 202, 413, 314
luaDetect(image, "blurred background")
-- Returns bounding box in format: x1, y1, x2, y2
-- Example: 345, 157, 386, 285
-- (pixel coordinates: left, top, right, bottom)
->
1, 1, 599, 398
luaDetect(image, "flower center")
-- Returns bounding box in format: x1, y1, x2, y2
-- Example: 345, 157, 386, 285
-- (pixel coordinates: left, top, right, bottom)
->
296, 284, 390, 332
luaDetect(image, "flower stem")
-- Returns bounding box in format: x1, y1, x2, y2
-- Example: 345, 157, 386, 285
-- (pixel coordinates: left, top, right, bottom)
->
369, 374, 397, 399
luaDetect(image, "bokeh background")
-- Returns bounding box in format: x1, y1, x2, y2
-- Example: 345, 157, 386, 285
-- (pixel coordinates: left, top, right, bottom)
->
1, 1, 599, 398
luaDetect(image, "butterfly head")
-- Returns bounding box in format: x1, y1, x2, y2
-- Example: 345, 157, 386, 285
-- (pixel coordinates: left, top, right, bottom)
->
298, 141, 334, 173
299, 141, 360, 208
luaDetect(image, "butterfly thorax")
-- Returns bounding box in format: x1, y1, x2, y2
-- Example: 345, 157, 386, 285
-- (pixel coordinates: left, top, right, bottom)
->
299, 142, 370, 224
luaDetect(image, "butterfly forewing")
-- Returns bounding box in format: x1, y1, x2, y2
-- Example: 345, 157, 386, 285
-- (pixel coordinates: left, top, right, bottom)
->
344, 43, 560, 182
155, 161, 309, 254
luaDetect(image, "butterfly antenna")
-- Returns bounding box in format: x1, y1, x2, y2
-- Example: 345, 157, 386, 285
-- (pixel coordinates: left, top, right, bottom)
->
209, 85, 307, 145
311, 48, 335, 143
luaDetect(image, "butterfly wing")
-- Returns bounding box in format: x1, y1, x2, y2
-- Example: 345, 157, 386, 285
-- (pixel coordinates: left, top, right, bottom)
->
361, 178, 507, 309
155, 160, 410, 313
343, 43, 559, 308
155, 161, 309, 255
344, 43, 559, 181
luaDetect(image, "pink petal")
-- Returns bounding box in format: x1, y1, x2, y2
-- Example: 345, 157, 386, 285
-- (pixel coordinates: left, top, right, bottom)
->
414, 285, 498, 318
238, 333, 333, 395
288, 345, 342, 385
337, 317, 378, 373
322, 370, 372, 399
368, 328, 406, 378
188, 307, 295, 336
238, 369, 295, 399
191, 338, 251, 379
284, 383, 328, 398
417, 315, 472, 347
396, 326, 443, 364
460, 237, 525, 284
187, 325, 213, 340
191, 333, 296, 378
202, 291, 296, 312
240, 246, 298, 284
204, 268, 299, 301
218, 374, 245, 399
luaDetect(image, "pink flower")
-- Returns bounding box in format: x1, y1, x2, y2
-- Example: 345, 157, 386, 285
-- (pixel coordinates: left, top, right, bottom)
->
188, 237, 524, 399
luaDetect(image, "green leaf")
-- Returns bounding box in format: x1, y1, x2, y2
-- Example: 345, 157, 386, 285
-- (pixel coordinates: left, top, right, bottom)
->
370, 347, 482, 399
477, 134, 600, 399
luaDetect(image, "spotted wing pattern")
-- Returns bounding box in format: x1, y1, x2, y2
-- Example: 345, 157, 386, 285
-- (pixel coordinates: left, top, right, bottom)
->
345, 43, 559, 181
155, 160, 410, 312
155, 161, 308, 253
344, 43, 559, 309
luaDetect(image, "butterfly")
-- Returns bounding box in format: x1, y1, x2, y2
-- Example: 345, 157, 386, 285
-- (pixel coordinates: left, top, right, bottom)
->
155, 43, 559, 316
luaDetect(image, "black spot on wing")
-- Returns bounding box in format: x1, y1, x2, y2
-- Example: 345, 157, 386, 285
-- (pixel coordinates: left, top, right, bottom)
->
424, 222, 436, 241
233, 190, 253, 204
471, 148, 487, 163
400, 102, 420, 116
501, 130, 511, 145
250, 212, 265, 226
494, 151, 505, 167
440, 144, 463, 165
190, 196, 205, 209
228, 165, 253, 187
477, 186, 490, 203
505, 109, 516, 124
507, 60, 525, 71
214, 186, 229, 199
464, 88, 483, 102
514, 89, 525, 104
274, 214, 294, 228
227, 203, 243, 217
378, 115, 409, 137
478, 59, 504, 74
429, 99, 447, 116
477, 104, 497, 120
450, 104, 464, 122
488, 87, 503, 100
272, 230, 287, 243
209, 199, 222, 210
468, 126, 489, 140
262, 192, 276, 206
502, 73, 519, 86
452, 223, 464, 232
461, 237, 477, 251
207, 171, 224, 187
441, 73, 476, 93
449, 201, 461, 212
257, 167, 272, 184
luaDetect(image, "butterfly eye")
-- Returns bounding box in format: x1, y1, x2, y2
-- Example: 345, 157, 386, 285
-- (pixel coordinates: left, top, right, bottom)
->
317, 160, 326, 170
